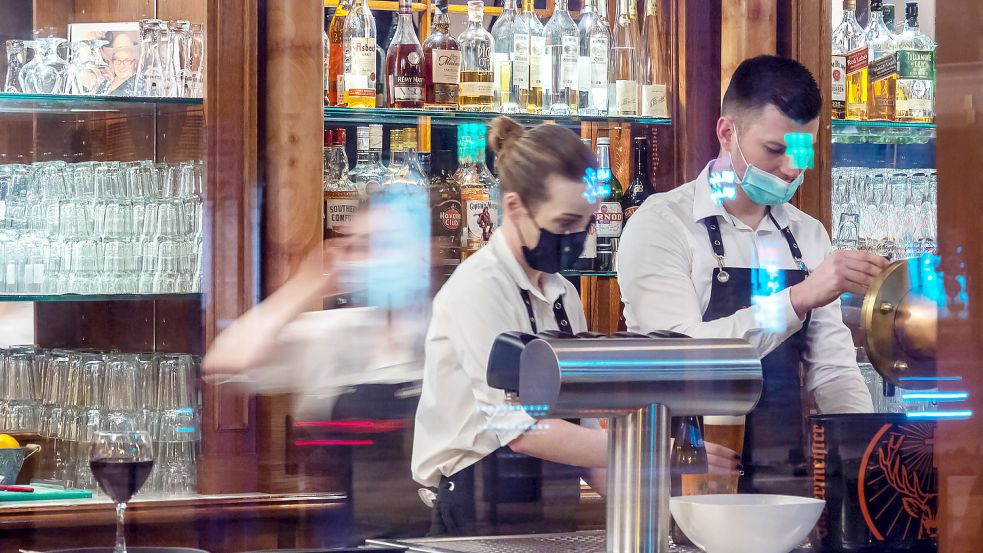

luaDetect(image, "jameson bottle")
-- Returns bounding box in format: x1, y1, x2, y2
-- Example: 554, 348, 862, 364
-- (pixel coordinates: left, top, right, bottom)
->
622, 137, 655, 220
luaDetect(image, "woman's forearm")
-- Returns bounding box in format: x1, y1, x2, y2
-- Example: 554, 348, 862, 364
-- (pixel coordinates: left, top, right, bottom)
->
508, 419, 608, 468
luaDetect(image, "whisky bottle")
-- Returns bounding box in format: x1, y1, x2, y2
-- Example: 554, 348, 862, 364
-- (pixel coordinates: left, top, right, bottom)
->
521, 0, 547, 113
622, 136, 654, 220
866, 0, 898, 121
639, 0, 669, 117
610, 0, 639, 116
835, 0, 868, 120
894, 2, 935, 122
584, 0, 612, 115
458, 1, 495, 112
350, 125, 389, 200
544, 0, 580, 115
882, 3, 896, 32
491, 0, 521, 112
459, 124, 498, 259
576, 0, 597, 112
423, 0, 461, 110
594, 137, 623, 272
327, 0, 349, 106
386, 0, 425, 108
324, 129, 359, 238
342, 0, 378, 108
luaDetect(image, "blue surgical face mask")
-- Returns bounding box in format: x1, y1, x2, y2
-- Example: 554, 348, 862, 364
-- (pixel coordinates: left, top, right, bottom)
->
733, 128, 805, 206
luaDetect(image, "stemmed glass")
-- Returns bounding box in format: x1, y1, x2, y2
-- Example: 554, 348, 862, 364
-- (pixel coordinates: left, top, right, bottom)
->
90, 430, 154, 553
67, 39, 115, 95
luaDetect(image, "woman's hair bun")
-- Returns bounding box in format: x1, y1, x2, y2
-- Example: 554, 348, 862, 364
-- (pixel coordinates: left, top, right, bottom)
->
488, 116, 525, 156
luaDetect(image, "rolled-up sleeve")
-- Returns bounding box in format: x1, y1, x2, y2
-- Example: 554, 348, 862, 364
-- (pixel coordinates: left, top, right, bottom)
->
618, 208, 804, 358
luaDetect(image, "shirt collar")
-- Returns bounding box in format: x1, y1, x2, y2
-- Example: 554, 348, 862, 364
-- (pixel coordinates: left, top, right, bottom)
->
489, 231, 567, 304
691, 159, 793, 231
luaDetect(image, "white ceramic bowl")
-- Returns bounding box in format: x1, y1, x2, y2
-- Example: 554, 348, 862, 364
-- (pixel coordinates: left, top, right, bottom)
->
670, 494, 825, 553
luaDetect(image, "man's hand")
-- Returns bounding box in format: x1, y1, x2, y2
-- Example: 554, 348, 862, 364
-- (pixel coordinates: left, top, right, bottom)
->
790, 250, 890, 319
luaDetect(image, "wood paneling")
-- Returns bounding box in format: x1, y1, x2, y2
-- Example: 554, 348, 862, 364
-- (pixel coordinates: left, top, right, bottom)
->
261, 0, 324, 297
675, 0, 721, 182
935, 2, 983, 551
580, 276, 624, 334
720, 0, 776, 98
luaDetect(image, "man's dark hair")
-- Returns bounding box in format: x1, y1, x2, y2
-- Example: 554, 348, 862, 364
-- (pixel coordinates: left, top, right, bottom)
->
721, 55, 822, 124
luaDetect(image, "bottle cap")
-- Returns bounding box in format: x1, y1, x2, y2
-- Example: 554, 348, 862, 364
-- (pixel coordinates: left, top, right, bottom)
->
882, 4, 895, 25
905, 1, 918, 17
870, 0, 883, 11
843, 0, 856, 11
357, 127, 370, 150
405, 127, 418, 150
391, 128, 404, 152
334, 128, 347, 147
399, 0, 413, 14
467, 0, 484, 22
369, 124, 384, 150
598, 137, 611, 145
324, 129, 332, 146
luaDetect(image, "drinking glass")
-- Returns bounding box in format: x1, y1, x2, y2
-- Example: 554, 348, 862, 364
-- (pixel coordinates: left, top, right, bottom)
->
19, 37, 69, 94
3, 349, 39, 430
169, 20, 192, 97
834, 212, 861, 251
68, 239, 100, 294
67, 39, 114, 95
90, 431, 154, 553
4, 40, 28, 93
134, 20, 170, 97
156, 355, 195, 410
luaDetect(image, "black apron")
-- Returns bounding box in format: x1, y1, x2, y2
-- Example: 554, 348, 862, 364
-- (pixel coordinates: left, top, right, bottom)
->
700, 212, 812, 495
429, 288, 583, 537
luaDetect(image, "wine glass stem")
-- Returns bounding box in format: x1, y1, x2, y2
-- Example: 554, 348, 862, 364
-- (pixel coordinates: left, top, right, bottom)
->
115, 501, 127, 553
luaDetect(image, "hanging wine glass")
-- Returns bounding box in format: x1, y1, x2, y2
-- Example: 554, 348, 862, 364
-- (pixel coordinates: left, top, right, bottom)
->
4, 40, 28, 93
67, 40, 115, 95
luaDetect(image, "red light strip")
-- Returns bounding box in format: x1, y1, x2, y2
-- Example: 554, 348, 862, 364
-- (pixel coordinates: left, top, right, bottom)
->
294, 440, 375, 446
293, 419, 404, 432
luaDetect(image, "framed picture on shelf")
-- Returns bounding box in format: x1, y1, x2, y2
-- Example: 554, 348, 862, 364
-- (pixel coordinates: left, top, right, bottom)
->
68, 22, 140, 95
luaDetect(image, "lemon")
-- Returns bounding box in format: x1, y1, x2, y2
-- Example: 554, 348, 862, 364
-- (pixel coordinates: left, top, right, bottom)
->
0, 434, 20, 448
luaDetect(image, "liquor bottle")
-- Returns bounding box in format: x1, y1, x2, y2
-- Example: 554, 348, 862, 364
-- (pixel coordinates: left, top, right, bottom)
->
491, 0, 521, 112
574, 137, 597, 272
894, 2, 935, 122
544, 0, 580, 115
623, 137, 654, 220
386, 0, 425, 108
610, 0, 639, 116
386, 128, 407, 187
324, 129, 359, 239
404, 127, 428, 180
459, 124, 499, 259
429, 149, 463, 280
458, 1, 495, 112
669, 416, 708, 547
576, 0, 596, 111
866, 0, 898, 121
521, 0, 547, 113
327, 0, 349, 105
351, 124, 389, 199
833, 0, 868, 120
423, 0, 461, 110
583, 0, 612, 115
323, 129, 339, 187
639, 0, 669, 117
594, 137, 623, 272
377, 13, 397, 107
342, 0, 378, 108
323, 26, 330, 104
882, 3, 896, 32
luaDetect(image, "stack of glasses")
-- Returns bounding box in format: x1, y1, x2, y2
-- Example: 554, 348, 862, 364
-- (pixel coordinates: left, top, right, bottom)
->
0, 347, 200, 495
4, 19, 205, 98
831, 167, 937, 259
0, 160, 203, 296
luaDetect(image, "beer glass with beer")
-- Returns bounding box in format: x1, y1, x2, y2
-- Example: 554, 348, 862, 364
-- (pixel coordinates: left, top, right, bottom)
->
682, 415, 746, 495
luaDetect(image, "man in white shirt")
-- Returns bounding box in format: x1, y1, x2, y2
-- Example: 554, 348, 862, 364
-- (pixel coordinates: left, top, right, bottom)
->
618, 56, 886, 493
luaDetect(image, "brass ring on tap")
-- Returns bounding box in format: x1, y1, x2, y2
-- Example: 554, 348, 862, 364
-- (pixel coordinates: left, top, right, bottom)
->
860, 259, 938, 390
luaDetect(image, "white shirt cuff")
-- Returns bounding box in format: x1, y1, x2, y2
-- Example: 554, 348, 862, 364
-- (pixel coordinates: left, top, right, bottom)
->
752, 287, 804, 337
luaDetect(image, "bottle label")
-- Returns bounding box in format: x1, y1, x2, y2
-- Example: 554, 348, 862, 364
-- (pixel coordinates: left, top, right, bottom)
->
624, 205, 639, 219
645, 0, 657, 16
561, 35, 579, 89
326, 197, 360, 235
615, 79, 638, 115
494, 52, 511, 93
578, 56, 591, 92
513, 34, 530, 88
641, 83, 667, 117
433, 199, 463, 236
595, 201, 624, 237
461, 80, 495, 97
846, 46, 868, 76
466, 200, 498, 247
345, 36, 377, 91
580, 224, 597, 259
831, 54, 846, 107
394, 76, 425, 102
897, 50, 935, 80
589, 36, 609, 88
869, 52, 898, 83
529, 36, 547, 88
432, 49, 461, 84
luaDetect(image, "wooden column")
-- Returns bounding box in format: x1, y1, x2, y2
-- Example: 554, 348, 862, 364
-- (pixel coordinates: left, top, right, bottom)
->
720, 0, 776, 97
675, 0, 721, 182
200, 0, 260, 494
262, 0, 324, 298
935, 1, 983, 550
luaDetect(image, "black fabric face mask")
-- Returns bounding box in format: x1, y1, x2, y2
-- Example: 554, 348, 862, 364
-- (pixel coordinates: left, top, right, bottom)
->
520, 218, 591, 274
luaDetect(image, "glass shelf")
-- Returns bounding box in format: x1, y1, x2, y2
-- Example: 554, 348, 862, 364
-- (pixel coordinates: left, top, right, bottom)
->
324, 107, 671, 127
0, 93, 202, 116
0, 293, 202, 303
832, 119, 935, 145
561, 271, 618, 278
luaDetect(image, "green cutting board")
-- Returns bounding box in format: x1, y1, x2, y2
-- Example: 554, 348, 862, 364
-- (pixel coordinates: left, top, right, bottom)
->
0, 484, 93, 502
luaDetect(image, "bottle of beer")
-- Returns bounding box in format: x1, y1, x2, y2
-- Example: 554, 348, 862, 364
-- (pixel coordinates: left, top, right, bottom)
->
623, 136, 655, 220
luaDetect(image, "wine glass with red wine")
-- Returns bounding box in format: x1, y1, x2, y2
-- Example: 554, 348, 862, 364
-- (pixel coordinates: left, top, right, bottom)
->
90, 430, 154, 553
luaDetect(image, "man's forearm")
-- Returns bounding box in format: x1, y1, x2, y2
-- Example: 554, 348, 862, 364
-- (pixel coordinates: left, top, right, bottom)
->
508, 419, 608, 468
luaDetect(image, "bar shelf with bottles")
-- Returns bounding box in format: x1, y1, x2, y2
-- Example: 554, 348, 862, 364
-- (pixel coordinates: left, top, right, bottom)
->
323, 0, 672, 126
830, 0, 936, 260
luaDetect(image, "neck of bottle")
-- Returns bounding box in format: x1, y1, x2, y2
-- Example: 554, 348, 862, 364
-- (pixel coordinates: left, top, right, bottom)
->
433, 7, 450, 30
398, 0, 412, 16
634, 146, 647, 176
468, 5, 483, 26
555, 0, 569, 12
522, 0, 534, 14
842, 3, 857, 21
503, 0, 518, 12
582, 0, 593, 14
905, 14, 919, 31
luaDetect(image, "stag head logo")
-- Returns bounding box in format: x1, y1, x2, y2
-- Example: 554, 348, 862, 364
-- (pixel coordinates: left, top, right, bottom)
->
877, 434, 938, 540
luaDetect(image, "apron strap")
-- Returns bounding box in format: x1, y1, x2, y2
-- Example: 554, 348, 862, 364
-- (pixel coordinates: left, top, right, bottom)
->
701, 213, 809, 274
767, 211, 808, 273
520, 288, 572, 334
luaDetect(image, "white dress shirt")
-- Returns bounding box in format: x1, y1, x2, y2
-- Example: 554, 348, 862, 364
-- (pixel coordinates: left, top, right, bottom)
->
412, 231, 589, 487
617, 161, 873, 414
